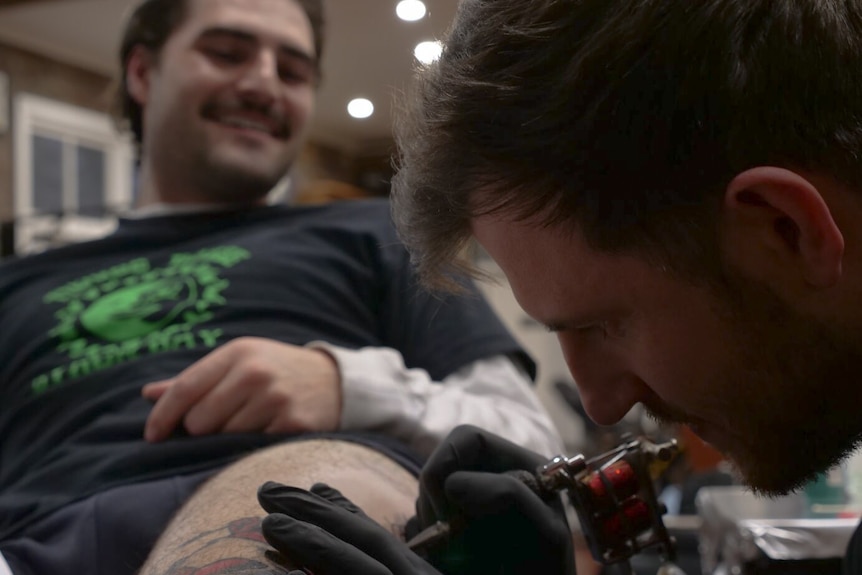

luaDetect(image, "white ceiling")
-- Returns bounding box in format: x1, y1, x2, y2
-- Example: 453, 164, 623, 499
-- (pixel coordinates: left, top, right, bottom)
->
0, 0, 460, 154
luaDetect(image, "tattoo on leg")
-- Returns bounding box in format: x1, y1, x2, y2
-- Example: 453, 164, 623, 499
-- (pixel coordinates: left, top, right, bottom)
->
180, 518, 267, 549
167, 558, 279, 575
159, 517, 295, 575
225, 518, 268, 543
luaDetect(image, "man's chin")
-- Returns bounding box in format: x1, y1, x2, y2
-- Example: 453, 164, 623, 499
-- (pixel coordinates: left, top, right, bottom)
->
675, 427, 790, 495
202, 159, 288, 199
724, 443, 831, 497
643, 409, 837, 496
213, 155, 287, 179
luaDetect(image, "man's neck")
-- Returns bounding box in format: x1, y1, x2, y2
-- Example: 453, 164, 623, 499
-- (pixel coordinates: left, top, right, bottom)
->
134, 161, 273, 209
136, 161, 186, 207
135, 163, 213, 208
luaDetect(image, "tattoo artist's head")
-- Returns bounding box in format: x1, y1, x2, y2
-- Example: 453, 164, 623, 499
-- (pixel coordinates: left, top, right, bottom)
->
391, 0, 862, 496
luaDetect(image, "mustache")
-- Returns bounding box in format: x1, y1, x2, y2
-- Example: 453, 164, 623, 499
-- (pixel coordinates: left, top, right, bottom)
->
201, 98, 291, 139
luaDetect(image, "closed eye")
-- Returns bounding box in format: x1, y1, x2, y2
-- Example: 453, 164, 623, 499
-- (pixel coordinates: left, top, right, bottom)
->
576, 323, 609, 340
196, 28, 256, 66
545, 322, 605, 338
547, 319, 626, 340
277, 58, 314, 84
204, 46, 247, 64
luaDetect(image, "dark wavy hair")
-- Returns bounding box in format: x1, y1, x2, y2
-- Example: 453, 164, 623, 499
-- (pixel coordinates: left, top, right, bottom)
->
114, 0, 324, 147
392, 0, 862, 289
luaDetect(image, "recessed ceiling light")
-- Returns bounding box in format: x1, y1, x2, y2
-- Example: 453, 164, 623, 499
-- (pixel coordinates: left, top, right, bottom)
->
348, 98, 374, 119
414, 40, 443, 65
396, 0, 427, 22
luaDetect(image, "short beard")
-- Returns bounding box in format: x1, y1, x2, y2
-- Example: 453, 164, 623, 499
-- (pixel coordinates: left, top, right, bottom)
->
704, 271, 862, 496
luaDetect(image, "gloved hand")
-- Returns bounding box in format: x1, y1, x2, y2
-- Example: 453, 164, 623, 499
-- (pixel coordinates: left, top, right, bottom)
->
257, 425, 576, 575
258, 481, 443, 575
409, 424, 576, 575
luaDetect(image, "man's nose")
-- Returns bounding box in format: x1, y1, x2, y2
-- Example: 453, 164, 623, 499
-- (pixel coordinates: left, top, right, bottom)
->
237, 50, 280, 104
576, 372, 648, 426
560, 344, 646, 425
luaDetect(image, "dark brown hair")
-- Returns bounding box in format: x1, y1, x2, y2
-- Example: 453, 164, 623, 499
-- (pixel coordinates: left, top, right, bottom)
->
392, 0, 862, 289
114, 0, 325, 146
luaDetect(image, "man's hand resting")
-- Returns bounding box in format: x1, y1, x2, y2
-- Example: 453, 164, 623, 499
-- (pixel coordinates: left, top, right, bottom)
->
142, 337, 341, 441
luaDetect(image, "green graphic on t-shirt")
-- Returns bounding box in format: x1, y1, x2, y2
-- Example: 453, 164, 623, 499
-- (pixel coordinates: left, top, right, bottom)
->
32, 246, 250, 395
80, 277, 197, 341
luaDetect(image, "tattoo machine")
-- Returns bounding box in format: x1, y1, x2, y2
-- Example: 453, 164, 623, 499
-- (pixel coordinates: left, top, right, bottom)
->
406, 435, 688, 575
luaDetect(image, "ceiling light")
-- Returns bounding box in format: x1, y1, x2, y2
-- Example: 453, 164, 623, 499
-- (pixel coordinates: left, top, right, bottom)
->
348, 98, 374, 119
396, 0, 427, 22
414, 40, 443, 65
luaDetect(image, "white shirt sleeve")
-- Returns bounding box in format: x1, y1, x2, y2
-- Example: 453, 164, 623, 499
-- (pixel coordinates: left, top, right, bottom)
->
0, 552, 12, 575
307, 343, 565, 459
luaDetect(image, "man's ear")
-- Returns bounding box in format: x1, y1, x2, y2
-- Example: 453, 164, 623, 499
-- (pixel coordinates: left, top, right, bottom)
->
722, 166, 844, 289
125, 45, 155, 106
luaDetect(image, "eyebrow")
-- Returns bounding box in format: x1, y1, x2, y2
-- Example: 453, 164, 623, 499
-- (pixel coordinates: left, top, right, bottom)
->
197, 27, 316, 66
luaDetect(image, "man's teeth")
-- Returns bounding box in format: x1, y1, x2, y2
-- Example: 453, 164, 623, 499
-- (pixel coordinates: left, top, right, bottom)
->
220, 117, 274, 134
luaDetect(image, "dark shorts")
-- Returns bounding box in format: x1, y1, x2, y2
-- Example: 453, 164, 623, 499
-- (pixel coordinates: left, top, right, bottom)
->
0, 433, 422, 575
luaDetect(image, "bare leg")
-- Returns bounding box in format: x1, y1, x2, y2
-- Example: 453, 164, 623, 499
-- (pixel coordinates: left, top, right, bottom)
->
140, 439, 418, 575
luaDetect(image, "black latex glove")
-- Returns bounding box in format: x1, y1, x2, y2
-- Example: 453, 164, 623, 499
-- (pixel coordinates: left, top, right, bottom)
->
258, 481, 443, 575
409, 424, 576, 575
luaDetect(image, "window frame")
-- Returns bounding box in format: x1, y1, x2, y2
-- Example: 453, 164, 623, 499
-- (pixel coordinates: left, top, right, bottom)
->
13, 93, 134, 254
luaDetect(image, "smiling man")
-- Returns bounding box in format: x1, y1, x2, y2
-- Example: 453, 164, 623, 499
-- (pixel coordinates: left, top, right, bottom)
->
0, 0, 563, 574
126, 0, 316, 207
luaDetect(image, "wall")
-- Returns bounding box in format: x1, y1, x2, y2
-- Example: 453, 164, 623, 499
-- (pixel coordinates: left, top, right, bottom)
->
294, 141, 394, 199
0, 41, 114, 222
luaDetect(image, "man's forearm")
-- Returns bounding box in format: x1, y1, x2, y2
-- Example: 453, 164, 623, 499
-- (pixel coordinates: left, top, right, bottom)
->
321, 344, 564, 457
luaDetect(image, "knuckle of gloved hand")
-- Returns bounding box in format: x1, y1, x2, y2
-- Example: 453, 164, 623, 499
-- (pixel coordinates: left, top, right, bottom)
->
258, 485, 299, 510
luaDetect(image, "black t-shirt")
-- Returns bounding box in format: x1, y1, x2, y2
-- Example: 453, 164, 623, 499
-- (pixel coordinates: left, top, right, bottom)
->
0, 199, 531, 539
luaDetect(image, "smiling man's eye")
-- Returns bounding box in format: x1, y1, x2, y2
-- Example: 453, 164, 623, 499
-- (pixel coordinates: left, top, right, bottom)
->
278, 58, 314, 84
205, 46, 244, 62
